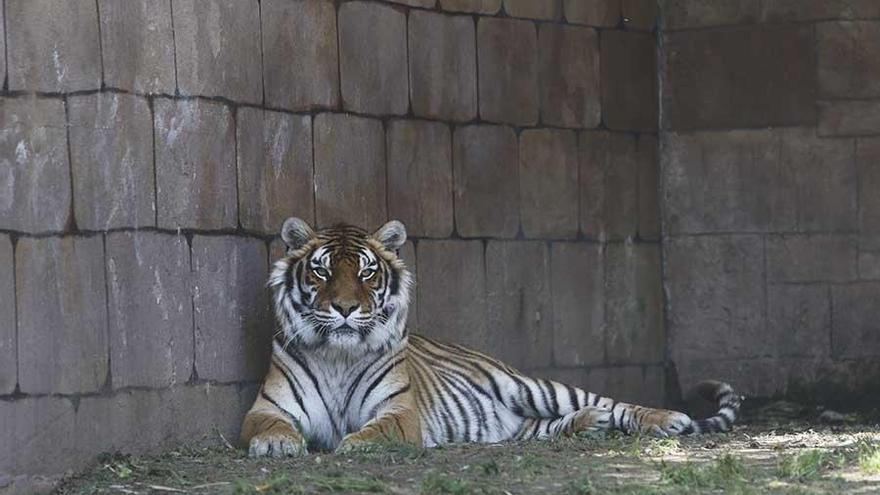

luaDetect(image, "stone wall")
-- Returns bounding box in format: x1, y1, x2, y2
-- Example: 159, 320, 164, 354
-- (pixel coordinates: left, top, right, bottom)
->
0, 0, 662, 489
660, 0, 880, 404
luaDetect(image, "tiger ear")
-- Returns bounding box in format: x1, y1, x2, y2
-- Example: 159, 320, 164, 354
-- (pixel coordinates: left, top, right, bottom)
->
373, 220, 407, 251
281, 217, 315, 250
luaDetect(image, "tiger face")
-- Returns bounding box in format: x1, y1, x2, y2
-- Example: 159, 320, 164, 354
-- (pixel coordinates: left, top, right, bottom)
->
269, 217, 412, 356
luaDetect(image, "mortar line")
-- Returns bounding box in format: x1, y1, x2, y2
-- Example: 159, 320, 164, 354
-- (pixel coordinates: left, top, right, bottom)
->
94, 0, 106, 88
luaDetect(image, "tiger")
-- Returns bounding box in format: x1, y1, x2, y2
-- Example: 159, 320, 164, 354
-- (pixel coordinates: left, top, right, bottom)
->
241, 217, 741, 457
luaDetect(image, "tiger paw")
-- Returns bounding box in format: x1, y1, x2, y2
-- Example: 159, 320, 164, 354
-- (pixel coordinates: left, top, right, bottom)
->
336, 433, 379, 454
570, 406, 613, 434
640, 410, 692, 437
248, 431, 308, 458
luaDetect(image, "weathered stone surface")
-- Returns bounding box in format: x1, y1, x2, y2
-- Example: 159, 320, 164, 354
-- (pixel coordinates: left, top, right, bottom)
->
767, 285, 830, 358
237, 108, 313, 234
313, 113, 386, 229
172, 0, 262, 103
579, 132, 638, 240
440, 0, 501, 14
6, 0, 101, 92
399, 241, 418, 331
387, 0, 435, 6
106, 232, 193, 388
269, 237, 286, 267
167, 384, 243, 444
832, 283, 880, 358
504, 0, 561, 20
0, 97, 70, 233
409, 11, 477, 122
817, 21, 880, 99
660, 0, 760, 30
387, 120, 454, 238
551, 242, 604, 367
69, 93, 155, 230
605, 243, 664, 365
761, 0, 880, 22
192, 236, 271, 383
16, 236, 107, 394
75, 389, 171, 459
339, 2, 407, 115
486, 242, 552, 369
533, 367, 589, 389
478, 18, 538, 126
417, 240, 487, 351
666, 235, 767, 362
99, 0, 175, 94
859, 138, 880, 233
781, 129, 858, 231
0, 398, 76, 475
621, 0, 658, 30
564, 0, 620, 26
662, 130, 797, 234
588, 365, 665, 407
538, 24, 600, 129
154, 99, 237, 229
0, 236, 14, 394
767, 234, 858, 283
637, 135, 660, 241
453, 125, 519, 238
0, 7, 5, 91
601, 31, 656, 131
818, 100, 880, 136
519, 129, 578, 238
261, 0, 339, 111
663, 26, 815, 130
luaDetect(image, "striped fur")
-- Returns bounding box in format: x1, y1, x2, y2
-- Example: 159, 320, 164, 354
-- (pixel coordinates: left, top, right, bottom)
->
241, 219, 742, 457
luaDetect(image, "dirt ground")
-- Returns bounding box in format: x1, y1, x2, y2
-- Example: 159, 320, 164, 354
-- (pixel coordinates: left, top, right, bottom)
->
56, 404, 880, 494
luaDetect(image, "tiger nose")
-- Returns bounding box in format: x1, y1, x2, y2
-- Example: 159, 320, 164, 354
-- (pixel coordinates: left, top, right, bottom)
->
332, 302, 358, 317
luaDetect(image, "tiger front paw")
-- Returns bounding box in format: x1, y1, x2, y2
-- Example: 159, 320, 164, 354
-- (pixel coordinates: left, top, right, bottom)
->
336, 433, 379, 454
248, 431, 308, 458
640, 409, 692, 437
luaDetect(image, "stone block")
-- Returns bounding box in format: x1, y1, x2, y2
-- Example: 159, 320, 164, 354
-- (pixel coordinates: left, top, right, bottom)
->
388, 0, 435, 6
0, 97, 70, 233
168, 384, 243, 444
621, 0, 658, 30
860, 250, 880, 280
780, 129, 858, 231
817, 21, 880, 99
767, 284, 831, 358
550, 242, 604, 367
504, 0, 562, 20
818, 100, 880, 136
767, 234, 858, 283
637, 135, 660, 241
519, 129, 578, 238
439, 0, 501, 14
564, 0, 620, 26
387, 120, 454, 238
587, 365, 665, 407
75, 389, 171, 459
261, 0, 339, 111
7, 0, 101, 92
859, 138, 880, 233
193, 236, 271, 383
68, 93, 155, 230
106, 232, 193, 388
0, 236, 14, 394
662, 130, 797, 234
16, 236, 107, 394
666, 235, 767, 362
605, 243, 664, 365
416, 240, 488, 351
832, 283, 880, 358
663, 26, 816, 130
601, 31, 656, 131
478, 18, 538, 126
761, 0, 880, 22
486, 242, 553, 369
408, 11, 477, 122
579, 132, 638, 240
0, 7, 5, 90
237, 108, 313, 234
172, 0, 262, 103
0, 397, 76, 476
453, 125, 519, 238
532, 367, 590, 389
660, 0, 760, 30
339, 2, 408, 115
399, 241, 418, 331
313, 113, 386, 229
538, 24, 600, 129
154, 99, 237, 229
99, 0, 176, 94
269, 237, 286, 267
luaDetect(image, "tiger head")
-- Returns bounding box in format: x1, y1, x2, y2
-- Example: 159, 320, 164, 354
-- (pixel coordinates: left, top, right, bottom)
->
268, 217, 413, 356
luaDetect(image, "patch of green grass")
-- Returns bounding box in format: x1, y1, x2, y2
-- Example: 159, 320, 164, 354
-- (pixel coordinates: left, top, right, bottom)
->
659, 453, 747, 490
856, 439, 880, 475
479, 459, 500, 476
565, 475, 595, 494
309, 473, 388, 493
420, 473, 470, 494
777, 449, 845, 482
644, 437, 682, 457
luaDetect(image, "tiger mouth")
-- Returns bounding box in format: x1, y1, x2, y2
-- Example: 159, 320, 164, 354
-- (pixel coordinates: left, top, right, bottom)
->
330, 324, 360, 335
